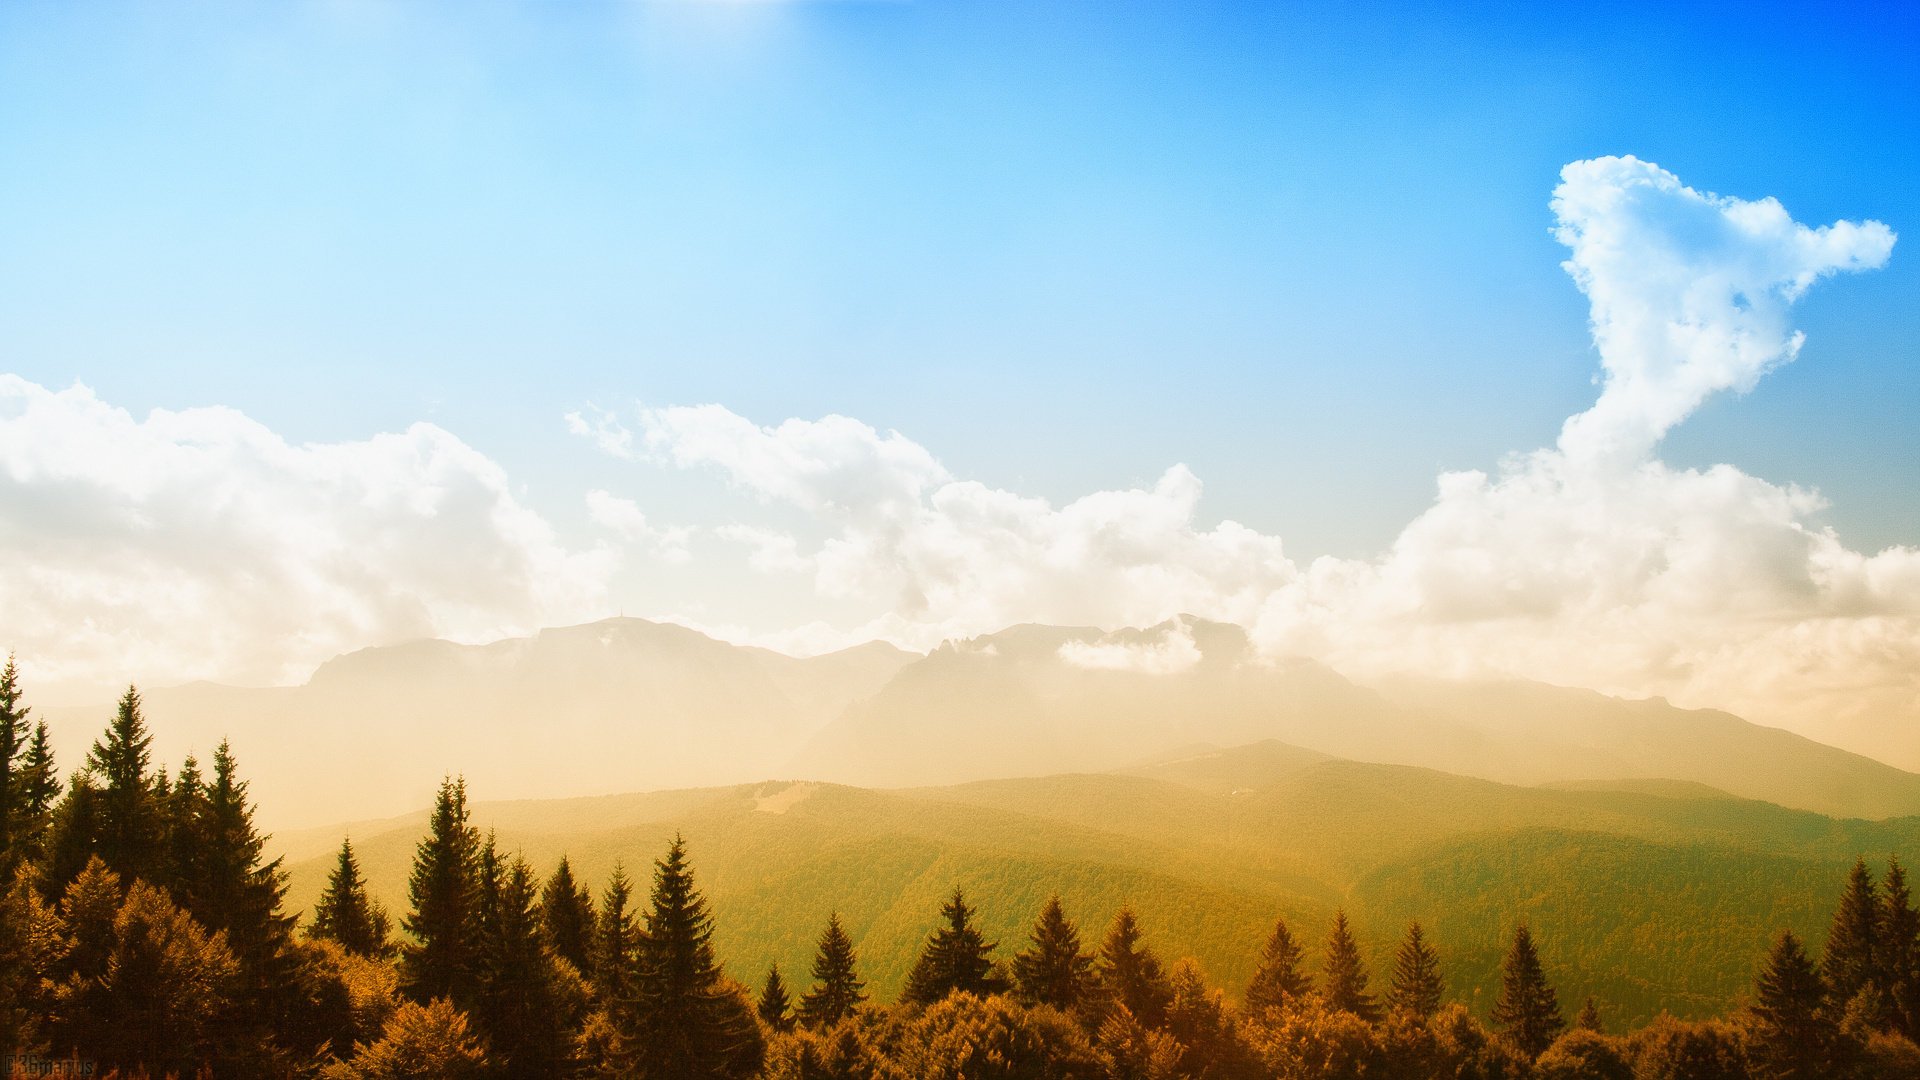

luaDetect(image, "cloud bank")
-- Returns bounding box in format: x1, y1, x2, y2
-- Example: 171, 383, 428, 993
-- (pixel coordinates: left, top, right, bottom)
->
588, 156, 1916, 761
0, 379, 614, 692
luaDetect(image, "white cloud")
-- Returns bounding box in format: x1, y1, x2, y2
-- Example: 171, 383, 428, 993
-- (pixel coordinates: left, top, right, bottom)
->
715, 523, 811, 574
1550, 156, 1895, 463
585, 489, 693, 563
1251, 157, 1912, 759
579, 156, 1920, 764
1059, 622, 1203, 675
0, 377, 615, 692
611, 405, 1294, 649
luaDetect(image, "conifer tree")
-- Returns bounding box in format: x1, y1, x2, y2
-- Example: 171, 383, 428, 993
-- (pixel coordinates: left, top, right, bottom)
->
758, 964, 794, 1032
1245, 916, 1313, 1012
1824, 857, 1881, 1011
0, 655, 32, 871
1094, 906, 1174, 1029
312, 836, 394, 958
18, 721, 56, 864
83, 686, 163, 885
1491, 923, 1564, 1058
621, 834, 764, 1079
1575, 995, 1603, 1033
401, 776, 481, 1006
1322, 910, 1379, 1022
1012, 894, 1092, 1012
798, 912, 866, 1029
593, 863, 642, 1002
901, 886, 1006, 1006
44, 775, 101, 896
540, 855, 596, 973
1386, 920, 1444, 1019
1749, 929, 1835, 1080
1883, 855, 1920, 1039
475, 853, 572, 1077
162, 755, 210, 898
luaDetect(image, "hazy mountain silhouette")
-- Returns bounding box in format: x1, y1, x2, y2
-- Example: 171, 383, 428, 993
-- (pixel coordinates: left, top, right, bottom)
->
793, 615, 1920, 819
48, 617, 912, 827
48, 613, 1920, 827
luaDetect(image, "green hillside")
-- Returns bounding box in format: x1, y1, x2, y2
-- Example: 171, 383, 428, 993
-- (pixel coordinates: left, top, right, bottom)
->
279, 743, 1920, 1027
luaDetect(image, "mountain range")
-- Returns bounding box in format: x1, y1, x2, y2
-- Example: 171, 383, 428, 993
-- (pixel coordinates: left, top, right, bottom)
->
45, 614, 1920, 827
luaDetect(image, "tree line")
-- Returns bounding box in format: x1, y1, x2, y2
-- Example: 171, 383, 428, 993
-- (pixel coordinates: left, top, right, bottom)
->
5, 661, 1920, 1078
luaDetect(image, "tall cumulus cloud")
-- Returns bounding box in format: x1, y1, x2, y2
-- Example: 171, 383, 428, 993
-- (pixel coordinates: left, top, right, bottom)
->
591, 156, 1917, 763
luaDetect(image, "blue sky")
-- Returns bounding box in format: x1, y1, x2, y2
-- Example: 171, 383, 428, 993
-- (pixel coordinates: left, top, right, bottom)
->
2, 1, 1912, 556
3, 1, 1918, 760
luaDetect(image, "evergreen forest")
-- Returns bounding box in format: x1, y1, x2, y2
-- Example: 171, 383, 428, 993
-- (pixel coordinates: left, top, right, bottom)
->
8, 662, 1920, 1079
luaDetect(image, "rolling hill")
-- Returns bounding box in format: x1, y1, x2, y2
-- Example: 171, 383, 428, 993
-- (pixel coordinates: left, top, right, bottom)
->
278, 739, 1920, 1027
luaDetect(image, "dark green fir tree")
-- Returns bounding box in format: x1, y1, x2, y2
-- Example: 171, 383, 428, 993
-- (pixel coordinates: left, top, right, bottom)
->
621, 834, 763, 1080
1748, 930, 1836, 1080
311, 836, 393, 958
400, 776, 481, 1006
593, 863, 642, 1003
758, 964, 794, 1032
1824, 857, 1881, 1011
1245, 917, 1313, 1013
901, 886, 1006, 1006
1491, 923, 1564, 1058
539, 855, 596, 973
1386, 920, 1444, 1020
798, 912, 866, 1030
1322, 910, 1379, 1022
1094, 907, 1174, 1029
82, 686, 164, 886
1011, 894, 1092, 1012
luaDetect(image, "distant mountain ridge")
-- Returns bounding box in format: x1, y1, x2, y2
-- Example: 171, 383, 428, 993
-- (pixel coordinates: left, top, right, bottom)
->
43, 613, 1920, 827
795, 615, 1920, 820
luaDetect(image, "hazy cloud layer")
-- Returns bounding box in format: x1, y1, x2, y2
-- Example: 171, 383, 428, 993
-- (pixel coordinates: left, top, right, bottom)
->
600, 156, 1917, 761
0, 378, 614, 692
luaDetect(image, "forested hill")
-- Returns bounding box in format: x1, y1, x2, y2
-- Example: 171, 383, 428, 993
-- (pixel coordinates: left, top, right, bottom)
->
279, 739, 1920, 1027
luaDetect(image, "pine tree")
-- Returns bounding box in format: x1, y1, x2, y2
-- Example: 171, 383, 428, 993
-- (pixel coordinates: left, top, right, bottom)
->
1386, 920, 1444, 1019
1746, 930, 1835, 1080
1322, 910, 1379, 1022
83, 686, 163, 885
621, 834, 764, 1079
162, 755, 210, 899
798, 912, 866, 1029
44, 775, 101, 896
1575, 995, 1603, 1033
540, 855, 596, 973
475, 853, 571, 1077
312, 836, 393, 958
1011, 894, 1092, 1012
901, 886, 1006, 1006
18, 721, 56, 865
1245, 916, 1313, 1012
401, 776, 481, 1006
1883, 855, 1920, 1039
758, 964, 794, 1032
0, 655, 33, 871
593, 863, 642, 1002
1094, 906, 1174, 1029
1491, 923, 1564, 1058
1824, 857, 1881, 1011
